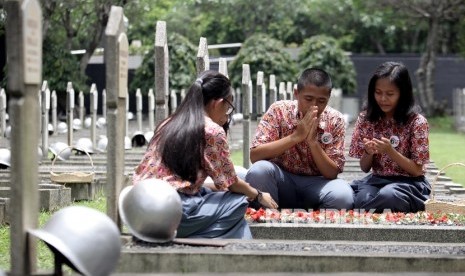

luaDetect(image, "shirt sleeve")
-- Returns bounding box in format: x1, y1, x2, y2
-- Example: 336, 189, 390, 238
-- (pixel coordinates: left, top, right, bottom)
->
348, 113, 366, 159
409, 115, 430, 165
251, 102, 282, 148
203, 126, 237, 190
325, 115, 346, 173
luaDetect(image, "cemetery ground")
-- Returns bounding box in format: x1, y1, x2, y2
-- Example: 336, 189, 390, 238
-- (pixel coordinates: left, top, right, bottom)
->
0, 116, 464, 273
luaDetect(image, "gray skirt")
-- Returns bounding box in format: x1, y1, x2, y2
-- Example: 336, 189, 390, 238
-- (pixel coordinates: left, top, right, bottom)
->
176, 187, 252, 239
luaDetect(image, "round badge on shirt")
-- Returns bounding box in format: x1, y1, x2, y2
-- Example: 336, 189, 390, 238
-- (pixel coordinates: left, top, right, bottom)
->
389, 135, 400, 148
321, 132, 333, 144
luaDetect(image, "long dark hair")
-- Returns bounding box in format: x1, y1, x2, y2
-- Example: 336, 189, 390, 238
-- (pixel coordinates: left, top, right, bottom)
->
366, 61, 419, 124
154, 70, 232, 183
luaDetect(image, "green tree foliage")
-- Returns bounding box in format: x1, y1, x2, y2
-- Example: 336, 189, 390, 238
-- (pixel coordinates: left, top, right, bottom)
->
130, 33, 197, 94
228, 34, 297, 89
298, 35, 357, 95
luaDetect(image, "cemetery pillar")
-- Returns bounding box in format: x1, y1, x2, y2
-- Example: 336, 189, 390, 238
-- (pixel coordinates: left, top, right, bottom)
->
269, 74, 277, 108
105, 5, 128, 227
102, 88, 107, 119
51, 90, 57, 135
66, 82, 75, 146
148, 89, 154, 129
256, 71, 264, 121
219, 57, 228, 78
90, 83, 98, 147
40, 81, 50, 157
279, 82, 286, 101
242, 64, 251, 168
169, 90, 176, 115
5, 0, 41, 273
0, 89, 6, 137
196, 37, 209, 75
136, 88, 142, 131
78, 90, 84, 124
154, 21, 169, 127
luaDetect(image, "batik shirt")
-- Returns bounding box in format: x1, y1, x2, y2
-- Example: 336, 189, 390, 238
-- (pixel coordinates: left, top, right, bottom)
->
251, 100, 346, 175
132, 116, 237, 195
348, 111, 430, 177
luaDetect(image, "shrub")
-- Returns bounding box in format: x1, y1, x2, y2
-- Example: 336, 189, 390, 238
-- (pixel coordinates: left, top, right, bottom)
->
298, 35, 356, 94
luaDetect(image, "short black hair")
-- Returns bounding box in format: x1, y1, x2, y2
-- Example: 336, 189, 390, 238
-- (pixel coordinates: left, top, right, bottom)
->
297, 68, 332, 92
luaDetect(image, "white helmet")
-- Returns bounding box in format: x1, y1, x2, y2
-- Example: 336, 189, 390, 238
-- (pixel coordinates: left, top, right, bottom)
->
96, 117, 106, 129
124, 136, 132, 150
232, 113, 243, 124
131, 131, 146, 147
0, 148, 11, 168
144, 131, 154, 144
56, 122, 68, 134
84, 117, 92, 129
4, 125, 11, 139
48, 123, 54, 135
49, 142, 71, 161
72, 118, 82, 131
96, 136, 108, 153
118, 179, 182, 243
74, 137, 94, 154
29, 206, 121, 276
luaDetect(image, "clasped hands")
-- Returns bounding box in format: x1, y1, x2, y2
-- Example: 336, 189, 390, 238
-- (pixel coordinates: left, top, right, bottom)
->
363, 137, 394, 155
294, 106, 319, 145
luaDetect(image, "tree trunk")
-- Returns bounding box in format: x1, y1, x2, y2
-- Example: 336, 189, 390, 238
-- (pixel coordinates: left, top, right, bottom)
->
415, 16, 439, 116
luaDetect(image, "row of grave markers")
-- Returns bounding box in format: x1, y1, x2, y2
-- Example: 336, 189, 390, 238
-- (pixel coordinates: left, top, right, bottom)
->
3, 1, 335, 274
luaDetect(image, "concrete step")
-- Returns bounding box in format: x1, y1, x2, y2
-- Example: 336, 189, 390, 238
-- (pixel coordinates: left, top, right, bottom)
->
249, 223, 465, 243
117, 236, 465, 273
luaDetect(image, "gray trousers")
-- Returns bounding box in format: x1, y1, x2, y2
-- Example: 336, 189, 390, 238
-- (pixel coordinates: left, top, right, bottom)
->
176, 187, 252, 239
245, 160, 354, 210
351, 174, 431, 213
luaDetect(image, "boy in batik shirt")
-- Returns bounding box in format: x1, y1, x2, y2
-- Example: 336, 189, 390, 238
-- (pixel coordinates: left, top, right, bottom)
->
245, 68, 354, 210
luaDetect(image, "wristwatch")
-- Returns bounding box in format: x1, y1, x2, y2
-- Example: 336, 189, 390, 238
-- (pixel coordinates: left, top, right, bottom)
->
253, 189, 263, 203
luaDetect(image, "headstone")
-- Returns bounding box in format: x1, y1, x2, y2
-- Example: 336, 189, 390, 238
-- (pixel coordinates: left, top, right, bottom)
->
154, 21, 169, 127
235, 87, 241, 113
51, 90, 57, 135
242, 64, 251, 168
196, 37, 209, 75
147, 88, 154, 130
5, 0, 42, 273
218, 57, 228, 77
136, 88, 142, 132
78, 90, 85, 124
66, 82, 75, 146
40, 81, 50, 158
279, 82, 286, 101
125, 92, 129, 136
256, 71, 264, 120
287, 81, 293, 100
328, 88, 342, 111
269, 74, 277, 107
90, 83, 98, 147
102, 88, 107, 119
0, 89, 6, 138
169, 90, 177, 115
105, 5, 128, 227
180, 89, 186, 102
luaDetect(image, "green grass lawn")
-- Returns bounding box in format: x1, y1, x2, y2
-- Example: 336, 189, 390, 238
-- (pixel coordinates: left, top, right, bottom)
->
428, 116, 465, 186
